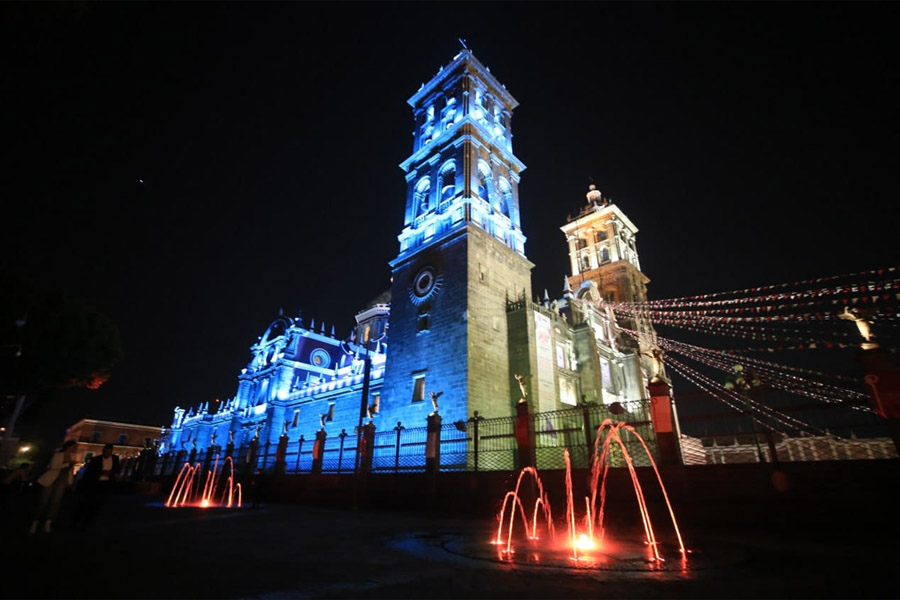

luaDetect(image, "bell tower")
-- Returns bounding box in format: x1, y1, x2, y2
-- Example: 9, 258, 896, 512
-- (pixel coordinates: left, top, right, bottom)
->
381, 49, 534, 426
560, 185, 657, 373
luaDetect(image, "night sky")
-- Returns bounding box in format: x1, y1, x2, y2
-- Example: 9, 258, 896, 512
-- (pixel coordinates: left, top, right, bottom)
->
2, 2, 898, 446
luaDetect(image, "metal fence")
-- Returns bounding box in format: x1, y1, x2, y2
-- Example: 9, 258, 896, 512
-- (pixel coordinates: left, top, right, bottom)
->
141, 397, 899, 479
148, 401, 656, 478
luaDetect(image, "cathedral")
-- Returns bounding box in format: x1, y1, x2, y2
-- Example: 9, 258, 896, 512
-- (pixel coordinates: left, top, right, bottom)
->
162, 49, 660, 467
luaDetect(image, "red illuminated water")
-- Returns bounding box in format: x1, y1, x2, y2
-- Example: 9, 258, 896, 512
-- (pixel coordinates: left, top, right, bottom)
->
495, 420, 687, 567
165, 456, 243, 508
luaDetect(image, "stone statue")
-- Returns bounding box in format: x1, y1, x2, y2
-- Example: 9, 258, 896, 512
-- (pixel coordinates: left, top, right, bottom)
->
283, 420, 289, 435
253, 425, 262, 441
210, 431, 217, 446
430, 391, 443, 413
642, 347, 666, 383
514, 373, 528, 404
839, 306, 876, 346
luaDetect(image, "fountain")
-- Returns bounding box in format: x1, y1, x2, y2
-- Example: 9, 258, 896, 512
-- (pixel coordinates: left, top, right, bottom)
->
165, 455, 243, 508
492, 419, 688, 570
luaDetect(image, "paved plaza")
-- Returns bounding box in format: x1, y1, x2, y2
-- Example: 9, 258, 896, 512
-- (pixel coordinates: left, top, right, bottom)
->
1, 478, 897, 600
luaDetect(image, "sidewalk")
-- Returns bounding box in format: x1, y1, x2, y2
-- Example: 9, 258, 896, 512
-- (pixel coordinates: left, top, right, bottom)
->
1, 488, 897, 599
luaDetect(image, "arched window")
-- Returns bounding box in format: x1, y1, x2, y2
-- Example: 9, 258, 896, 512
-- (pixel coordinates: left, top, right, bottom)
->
472, 88, 485, 121
439, 162, 456, 202
442, 97, 457, 130
477, 161, 491, 201
600, 247, 610, 263
414, 177, 431, 217
496, 178, 512, 217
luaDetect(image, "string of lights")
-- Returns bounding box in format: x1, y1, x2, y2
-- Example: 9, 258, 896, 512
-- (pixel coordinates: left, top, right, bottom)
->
623, 327, 869, 409
663, 354, 829, 437
615, 266, 898, 307
625, 328, 862, 385
613, 300, 896, 322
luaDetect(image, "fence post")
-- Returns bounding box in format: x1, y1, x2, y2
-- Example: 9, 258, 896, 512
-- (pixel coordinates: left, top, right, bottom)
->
296, 435, 305, 473
514, 402, 536, 469
470, 412, 482, 472
275, 433, 288, 475
581, 402, 595, 459
312, 429, 326, 474
338, 429, 348, 475
393, 421, 404, 473
425, 412, 442, 475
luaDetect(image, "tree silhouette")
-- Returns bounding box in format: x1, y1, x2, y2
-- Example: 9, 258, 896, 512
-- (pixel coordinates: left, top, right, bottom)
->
1, 271, 124, 435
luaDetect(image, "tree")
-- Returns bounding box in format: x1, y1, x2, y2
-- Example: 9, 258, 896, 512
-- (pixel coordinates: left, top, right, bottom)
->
1, 271, 124, 453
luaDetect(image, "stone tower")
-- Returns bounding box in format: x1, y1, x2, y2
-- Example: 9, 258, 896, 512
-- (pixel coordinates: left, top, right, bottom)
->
560, 185, 658, 383
381, 49, 533, 425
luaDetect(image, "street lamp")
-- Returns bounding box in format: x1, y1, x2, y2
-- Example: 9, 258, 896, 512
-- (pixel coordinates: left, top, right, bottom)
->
340, 325, 384, 475
723, 364, 767, 463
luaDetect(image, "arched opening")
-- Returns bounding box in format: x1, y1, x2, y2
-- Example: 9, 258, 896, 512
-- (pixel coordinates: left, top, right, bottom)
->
440, 161, 456, 202
477, 161, 491, 201
496, 178, 512, 217
414, 177, 431, 217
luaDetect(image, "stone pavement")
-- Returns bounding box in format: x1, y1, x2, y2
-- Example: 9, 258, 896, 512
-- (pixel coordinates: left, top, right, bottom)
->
1, 485, 897, 599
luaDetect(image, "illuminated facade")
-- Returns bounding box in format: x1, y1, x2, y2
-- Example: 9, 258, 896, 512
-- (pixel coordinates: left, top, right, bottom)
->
163, 50, 656, 463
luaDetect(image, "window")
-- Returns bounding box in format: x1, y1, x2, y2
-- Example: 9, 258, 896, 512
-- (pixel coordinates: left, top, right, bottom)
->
412, 375, 426, 402
600, 247, 610, 263
575, 238, 588, 250
417, 311, 430, 333
477, 161, 491, 200
414, 177, 431, 217
496, 178, 512, 217
440, 162, 456, 202
117, 434, 128, 445
595, 230, 608, 243
90, 431, 101, 443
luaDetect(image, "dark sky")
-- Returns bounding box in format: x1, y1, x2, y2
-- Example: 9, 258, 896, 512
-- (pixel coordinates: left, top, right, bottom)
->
2, 2, 898, 445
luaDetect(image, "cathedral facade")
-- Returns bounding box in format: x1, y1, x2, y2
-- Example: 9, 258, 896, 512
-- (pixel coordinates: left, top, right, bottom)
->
162, 50, 658, 467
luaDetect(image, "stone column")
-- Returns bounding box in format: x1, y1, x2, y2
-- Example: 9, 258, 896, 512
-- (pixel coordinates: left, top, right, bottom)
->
274, 435, 288, 475
860, 347, 900, 455
425, 413, 442, 475
514, 401, 536, 469
647, 379, 681, 466
312, 429, 326, 474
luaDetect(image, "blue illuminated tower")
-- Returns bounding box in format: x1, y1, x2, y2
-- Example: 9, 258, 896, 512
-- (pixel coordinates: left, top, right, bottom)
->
381, 49, 533, 426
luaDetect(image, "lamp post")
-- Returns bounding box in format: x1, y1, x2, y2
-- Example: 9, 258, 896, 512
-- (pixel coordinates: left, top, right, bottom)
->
724, 364, 766, 463
353, 326, 373, 475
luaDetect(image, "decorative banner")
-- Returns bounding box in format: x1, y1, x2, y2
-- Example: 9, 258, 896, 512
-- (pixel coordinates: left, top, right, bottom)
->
621, 327, 874, 419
